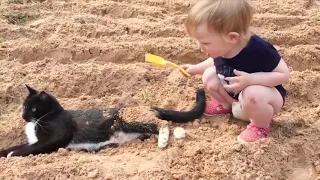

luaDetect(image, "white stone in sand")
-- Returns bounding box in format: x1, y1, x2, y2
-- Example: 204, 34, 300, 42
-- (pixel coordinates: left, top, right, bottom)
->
158, 126, 170, 148
173, 127, 186, 139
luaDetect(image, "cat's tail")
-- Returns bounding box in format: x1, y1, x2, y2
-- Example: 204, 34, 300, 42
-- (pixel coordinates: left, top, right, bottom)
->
151, 88, 206, 123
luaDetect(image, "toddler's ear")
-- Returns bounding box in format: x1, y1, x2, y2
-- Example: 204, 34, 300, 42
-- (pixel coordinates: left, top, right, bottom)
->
227, 32, 240, 44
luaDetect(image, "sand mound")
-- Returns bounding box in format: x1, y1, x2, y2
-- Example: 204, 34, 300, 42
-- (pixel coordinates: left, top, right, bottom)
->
0, 0, 320, 179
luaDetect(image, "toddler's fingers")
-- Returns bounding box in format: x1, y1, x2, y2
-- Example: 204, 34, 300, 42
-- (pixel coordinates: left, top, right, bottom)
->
223, 83, 238, 92
181, 64, 190, 70
224, 76, 238, 82
180, 64, 194, 77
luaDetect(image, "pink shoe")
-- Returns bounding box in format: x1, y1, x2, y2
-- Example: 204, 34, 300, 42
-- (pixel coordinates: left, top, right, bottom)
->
237, 123, 271, 144
204, 100, 232, 116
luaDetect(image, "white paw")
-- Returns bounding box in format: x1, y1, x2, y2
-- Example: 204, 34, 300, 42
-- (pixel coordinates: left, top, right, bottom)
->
7, 151, 14, 158
173, 127, 186, 139
158, 127, 170, 148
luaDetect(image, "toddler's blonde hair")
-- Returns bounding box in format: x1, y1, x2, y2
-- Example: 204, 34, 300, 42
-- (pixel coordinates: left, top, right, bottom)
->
185, 0, 254, 44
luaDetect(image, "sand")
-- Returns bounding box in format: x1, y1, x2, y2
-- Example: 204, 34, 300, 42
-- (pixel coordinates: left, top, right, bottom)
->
0, 0, 320, 179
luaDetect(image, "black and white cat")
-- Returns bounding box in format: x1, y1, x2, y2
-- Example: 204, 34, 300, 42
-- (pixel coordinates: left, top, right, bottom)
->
0, 85, 159, 158
0, 85, 206, 158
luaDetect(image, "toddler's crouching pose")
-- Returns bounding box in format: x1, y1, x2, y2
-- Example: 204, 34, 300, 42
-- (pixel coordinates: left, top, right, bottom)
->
182, 0, 290, 143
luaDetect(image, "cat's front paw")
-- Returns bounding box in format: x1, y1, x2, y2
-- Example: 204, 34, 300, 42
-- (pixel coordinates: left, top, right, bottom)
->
7, 151, 14, 158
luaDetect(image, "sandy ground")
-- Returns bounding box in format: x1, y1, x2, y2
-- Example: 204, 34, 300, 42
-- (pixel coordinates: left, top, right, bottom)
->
0, 0, 320, 179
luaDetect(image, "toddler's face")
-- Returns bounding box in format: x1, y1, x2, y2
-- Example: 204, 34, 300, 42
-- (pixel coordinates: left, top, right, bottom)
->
193, 22, 238, 58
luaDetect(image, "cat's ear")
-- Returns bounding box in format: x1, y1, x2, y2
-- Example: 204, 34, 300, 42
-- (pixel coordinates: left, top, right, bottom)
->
25, 84, 37, 95
39, 91, 51, 101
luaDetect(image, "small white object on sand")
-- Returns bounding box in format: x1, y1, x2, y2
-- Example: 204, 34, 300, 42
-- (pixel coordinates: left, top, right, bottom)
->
158, 126, 170, 148
232, 101, 250, 122
173, 127, 186, 139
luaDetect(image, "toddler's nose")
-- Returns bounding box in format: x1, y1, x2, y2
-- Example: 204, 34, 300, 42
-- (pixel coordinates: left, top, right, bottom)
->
200, 49, 209, 56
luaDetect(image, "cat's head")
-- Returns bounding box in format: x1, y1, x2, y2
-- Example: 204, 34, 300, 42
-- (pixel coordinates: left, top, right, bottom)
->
22, 85, 63, 122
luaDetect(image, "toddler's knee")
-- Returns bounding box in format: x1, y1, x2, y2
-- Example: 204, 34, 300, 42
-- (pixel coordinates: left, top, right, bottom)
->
202, 67, 220, 92
202, 67, 216, 84
241, 85, 265, 108
206, 80, 220, 92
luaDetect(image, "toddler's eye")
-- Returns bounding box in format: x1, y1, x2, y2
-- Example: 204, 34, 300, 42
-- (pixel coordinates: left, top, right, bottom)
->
32, 108, 36, 112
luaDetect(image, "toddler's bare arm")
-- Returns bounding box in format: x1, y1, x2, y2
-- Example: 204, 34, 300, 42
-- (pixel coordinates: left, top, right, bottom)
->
249, 59, 290, 87
191, 57, 214, 75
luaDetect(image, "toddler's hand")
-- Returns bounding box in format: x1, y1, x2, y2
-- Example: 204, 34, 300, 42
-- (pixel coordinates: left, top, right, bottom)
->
181, 64, 196, 77
223, 69, 252, 92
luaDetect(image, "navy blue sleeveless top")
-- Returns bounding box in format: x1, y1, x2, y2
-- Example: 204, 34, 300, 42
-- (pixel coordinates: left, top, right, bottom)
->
214, 34, 286, 100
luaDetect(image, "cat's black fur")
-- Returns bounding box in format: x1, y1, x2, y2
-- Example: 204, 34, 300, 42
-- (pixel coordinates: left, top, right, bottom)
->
0, 85, 159, 158
151, 88, 206, 123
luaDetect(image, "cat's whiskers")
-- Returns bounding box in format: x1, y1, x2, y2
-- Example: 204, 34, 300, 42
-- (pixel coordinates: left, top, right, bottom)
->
31, 118, 48, 133
31, 111, 54, 133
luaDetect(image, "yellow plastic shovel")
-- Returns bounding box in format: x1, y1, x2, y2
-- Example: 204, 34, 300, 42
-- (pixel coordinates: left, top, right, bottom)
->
145, 53, 191, 77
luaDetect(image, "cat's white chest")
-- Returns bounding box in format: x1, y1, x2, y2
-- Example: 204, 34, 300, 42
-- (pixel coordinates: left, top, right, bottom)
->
25, 122, 38, 145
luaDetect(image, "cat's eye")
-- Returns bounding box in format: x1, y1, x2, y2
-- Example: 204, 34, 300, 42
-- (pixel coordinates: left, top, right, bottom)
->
23, 106, 26, 109
32, 108, 36, 112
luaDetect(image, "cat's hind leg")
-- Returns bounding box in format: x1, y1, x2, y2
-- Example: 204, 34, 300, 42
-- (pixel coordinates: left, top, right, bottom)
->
122, 122, 159, 134
137, 133, 152, 141
113, 113, 159, 134
98, 131, 147, 149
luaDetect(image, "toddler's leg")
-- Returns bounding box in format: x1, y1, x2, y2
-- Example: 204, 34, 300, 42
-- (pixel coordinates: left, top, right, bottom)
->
202, 67, 235, 115
237, 85, 283, 143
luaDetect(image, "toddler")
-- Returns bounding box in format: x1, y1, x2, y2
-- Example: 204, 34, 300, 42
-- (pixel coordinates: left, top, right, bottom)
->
182, 0, 290, 143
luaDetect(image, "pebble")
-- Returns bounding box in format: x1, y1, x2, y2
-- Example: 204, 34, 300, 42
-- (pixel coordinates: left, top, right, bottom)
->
246, 173, 258, 179
88, 169, 99, 178
173, 174, 180, 179
213, 168, 223, 174
315, 165, 320, 174
199, 127, 208, 131
184, 146, 201, 157
173, 127, 186, 139
281, 150, 289, 158
265, 175, 272, 180
211, 124, 219, 129
57, 148, 69, 156
233, 144, 243, 152
168, 147, 180, 158
193, 120, 200, 126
